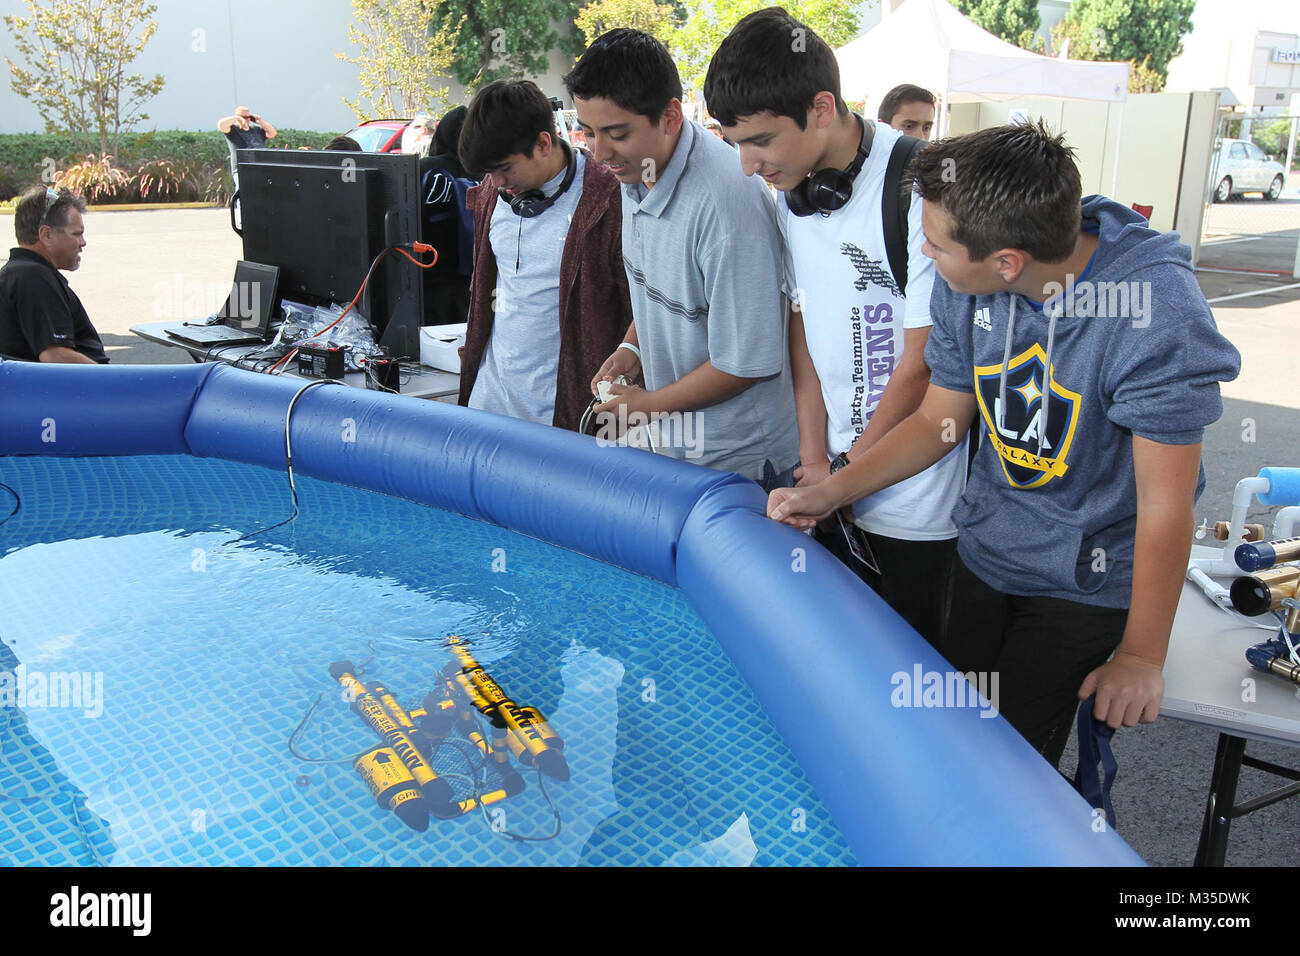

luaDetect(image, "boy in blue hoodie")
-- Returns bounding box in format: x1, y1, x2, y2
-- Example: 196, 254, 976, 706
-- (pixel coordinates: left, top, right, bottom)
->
768, 121, 1241, 767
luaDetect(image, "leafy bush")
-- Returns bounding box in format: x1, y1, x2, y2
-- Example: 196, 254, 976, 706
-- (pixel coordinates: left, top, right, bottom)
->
194, 163, 234, 206
0, 163, 28, 202
55, 154, 133, 203
132, 157, 198, 202
0, 128, 337, 205
1251, 119, 1294, 162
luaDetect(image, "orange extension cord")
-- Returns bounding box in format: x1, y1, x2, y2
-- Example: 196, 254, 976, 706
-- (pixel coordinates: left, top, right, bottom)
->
268, 242, 438, 374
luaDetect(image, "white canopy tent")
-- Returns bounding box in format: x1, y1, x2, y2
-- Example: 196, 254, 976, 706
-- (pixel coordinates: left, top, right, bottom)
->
836, 0, 1131, 186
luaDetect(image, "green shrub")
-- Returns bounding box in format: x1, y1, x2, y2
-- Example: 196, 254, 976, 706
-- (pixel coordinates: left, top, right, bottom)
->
1252, 119, 1295, 161
132, 157, 200, 203
0, 164, 28, 202
0, 128, 337, 205
194, 164, 234, 206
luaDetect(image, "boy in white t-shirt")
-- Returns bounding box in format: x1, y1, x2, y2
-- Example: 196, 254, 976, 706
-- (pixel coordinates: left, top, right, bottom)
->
704, 7, 967, 647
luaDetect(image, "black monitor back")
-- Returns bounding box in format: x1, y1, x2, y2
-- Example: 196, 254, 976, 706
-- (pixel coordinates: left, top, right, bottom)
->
236, 149, 424, 357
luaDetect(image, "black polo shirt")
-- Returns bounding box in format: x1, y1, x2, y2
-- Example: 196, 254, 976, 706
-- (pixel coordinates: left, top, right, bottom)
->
224, 123, 268, 150
0, 248, 108, 362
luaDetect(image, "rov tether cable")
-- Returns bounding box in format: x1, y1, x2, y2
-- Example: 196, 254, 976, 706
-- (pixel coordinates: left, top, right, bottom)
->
226, 378, 341, 545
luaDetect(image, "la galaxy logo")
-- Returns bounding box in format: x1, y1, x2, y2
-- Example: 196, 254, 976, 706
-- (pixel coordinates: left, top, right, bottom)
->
974, 344, 1081, 489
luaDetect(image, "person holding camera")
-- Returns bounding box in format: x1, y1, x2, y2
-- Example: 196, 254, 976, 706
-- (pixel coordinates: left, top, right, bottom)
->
218, 106, 278, 149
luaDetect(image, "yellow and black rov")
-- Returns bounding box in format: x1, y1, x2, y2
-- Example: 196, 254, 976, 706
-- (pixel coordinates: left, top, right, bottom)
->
329, 635, 567, 833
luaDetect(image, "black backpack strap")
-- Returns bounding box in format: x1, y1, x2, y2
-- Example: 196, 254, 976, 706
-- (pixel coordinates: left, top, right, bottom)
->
882, 133, 925, 295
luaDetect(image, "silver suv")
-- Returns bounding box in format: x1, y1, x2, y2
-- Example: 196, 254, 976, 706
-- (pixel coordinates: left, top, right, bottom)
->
1210, 137, 1287, 202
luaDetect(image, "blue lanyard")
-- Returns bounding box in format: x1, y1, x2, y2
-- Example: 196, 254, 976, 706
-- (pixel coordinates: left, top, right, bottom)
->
1073, 694, 1118, 828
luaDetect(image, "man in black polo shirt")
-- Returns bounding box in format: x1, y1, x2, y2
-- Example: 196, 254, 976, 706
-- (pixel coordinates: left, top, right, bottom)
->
0, 187, 108, 363
217, 106, 277, 149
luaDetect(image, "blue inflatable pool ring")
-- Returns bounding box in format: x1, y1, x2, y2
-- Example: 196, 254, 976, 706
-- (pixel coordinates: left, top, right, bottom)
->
0, 360, 1143, 866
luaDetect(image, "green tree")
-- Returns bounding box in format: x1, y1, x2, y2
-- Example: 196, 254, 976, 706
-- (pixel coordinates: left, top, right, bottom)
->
1051, 0, 1195, 92
1252, 118, 1295, 161
434, 0, 585, 89
672, 0, 862, 96
950, 0, 1040, 46
575, 0, 677, 46
337, 0, 463, 120
3, 0, 165, 159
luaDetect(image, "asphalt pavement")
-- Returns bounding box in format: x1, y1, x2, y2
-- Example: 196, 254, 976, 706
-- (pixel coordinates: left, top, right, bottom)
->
3, 205, 1299, 866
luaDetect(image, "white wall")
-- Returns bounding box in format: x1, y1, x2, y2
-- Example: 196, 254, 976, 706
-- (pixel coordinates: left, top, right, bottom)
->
0, 0, 365, 134
948, 92, 1221, 262
0, 0, 533, 135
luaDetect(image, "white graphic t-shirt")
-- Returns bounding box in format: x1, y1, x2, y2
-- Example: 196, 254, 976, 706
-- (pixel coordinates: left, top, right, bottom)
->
779, 121, 966, 540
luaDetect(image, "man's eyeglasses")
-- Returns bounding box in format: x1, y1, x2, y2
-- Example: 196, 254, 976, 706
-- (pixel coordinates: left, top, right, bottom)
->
42, 187, 60, 223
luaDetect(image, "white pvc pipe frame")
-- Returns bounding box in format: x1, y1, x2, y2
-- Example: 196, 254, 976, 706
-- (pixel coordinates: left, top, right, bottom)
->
1187, 474, 1300, 609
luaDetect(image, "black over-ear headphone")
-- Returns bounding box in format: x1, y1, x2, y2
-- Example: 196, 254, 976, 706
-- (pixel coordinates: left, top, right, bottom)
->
785, 115, 874, 217
500, 138, 578, 218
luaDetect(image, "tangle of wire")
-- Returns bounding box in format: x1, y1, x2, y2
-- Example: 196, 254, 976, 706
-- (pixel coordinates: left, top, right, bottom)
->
266, 244, 435, 377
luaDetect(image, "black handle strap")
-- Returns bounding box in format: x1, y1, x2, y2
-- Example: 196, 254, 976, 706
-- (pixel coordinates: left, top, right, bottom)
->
882, 134, 925, 295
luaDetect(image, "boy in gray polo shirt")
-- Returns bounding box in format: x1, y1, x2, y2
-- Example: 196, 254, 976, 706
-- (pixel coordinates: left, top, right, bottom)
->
564, 28, 797, 483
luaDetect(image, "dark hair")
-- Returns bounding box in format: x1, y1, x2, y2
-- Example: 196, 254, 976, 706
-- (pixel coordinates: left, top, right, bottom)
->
909, 120, 1082, 263
433, 105, 467, 159
563, 28, 682, 124
703, 7, 846, 129
14, 186, 86, 245
323, 135, 361, 151
877, 84, 936, 124
458, 80, 557, 177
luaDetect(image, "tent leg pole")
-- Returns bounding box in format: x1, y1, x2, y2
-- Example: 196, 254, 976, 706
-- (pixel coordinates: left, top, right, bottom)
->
1110, 104, 1124, 197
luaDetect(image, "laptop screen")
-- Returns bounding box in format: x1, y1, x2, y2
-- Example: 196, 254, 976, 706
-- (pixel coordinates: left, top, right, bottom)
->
220, 261, 280, 333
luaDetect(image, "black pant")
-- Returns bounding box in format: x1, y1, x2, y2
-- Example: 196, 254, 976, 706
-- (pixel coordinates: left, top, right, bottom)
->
944, 554, 1128, 769
818, 522, 955, 652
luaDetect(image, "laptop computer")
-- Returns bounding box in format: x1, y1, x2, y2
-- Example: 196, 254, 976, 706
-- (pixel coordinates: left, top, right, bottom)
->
164, 261, 280, 346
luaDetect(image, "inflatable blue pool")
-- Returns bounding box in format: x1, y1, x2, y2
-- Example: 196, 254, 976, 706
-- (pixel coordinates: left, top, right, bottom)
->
0, 360, 1142, 865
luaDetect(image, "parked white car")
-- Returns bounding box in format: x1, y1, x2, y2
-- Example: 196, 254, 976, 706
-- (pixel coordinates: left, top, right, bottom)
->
1210, 138, 1287, 202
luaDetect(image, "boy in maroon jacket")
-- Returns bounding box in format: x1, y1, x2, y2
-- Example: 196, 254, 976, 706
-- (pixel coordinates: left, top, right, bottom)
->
457, 79, 633, 431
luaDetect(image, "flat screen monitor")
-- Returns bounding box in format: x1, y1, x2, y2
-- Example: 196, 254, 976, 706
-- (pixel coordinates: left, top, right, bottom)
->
235, 148, 424, 358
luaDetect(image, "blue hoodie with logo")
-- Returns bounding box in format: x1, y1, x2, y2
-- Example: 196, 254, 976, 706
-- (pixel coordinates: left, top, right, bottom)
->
924, 196, 1241, 608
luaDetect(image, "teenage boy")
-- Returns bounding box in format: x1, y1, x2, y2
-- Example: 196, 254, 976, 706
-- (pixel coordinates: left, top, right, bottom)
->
877, 84, 936, 139
456, 80, 633, 431
769, 121, 1241, 767
564, 28, 798, 483
705, 8, 966, 646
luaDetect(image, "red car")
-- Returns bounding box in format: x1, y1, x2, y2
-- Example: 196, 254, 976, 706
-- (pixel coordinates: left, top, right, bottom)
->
344, 119, 412, 153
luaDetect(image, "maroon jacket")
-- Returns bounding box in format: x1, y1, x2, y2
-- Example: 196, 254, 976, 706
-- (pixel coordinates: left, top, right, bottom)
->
458, 155, 634, 432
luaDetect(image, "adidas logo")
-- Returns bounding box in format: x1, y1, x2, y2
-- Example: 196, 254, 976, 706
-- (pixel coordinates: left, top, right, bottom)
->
972, 307, 992, 331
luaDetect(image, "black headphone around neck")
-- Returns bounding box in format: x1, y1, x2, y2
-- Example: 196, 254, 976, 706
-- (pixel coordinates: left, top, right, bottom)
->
500, 138, 578, 218
785, 115, 874, 218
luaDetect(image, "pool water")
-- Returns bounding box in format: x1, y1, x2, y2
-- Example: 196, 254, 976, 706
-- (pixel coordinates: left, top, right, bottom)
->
0, 455, 855, 866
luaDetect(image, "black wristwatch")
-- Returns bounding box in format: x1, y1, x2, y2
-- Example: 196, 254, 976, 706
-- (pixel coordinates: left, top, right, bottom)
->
829, 451, 850, 474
